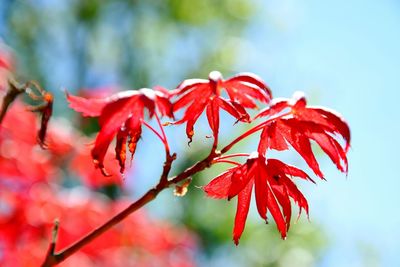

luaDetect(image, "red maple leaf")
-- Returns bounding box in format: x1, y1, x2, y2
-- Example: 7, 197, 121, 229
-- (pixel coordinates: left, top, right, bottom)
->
67, 87, 173, 175
256, 92, 351, 178
173, 71, 271, 143
204, 153, 314, 244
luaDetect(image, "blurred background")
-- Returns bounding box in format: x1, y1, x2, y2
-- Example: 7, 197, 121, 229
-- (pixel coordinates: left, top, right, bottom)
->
0, 0, 399, 266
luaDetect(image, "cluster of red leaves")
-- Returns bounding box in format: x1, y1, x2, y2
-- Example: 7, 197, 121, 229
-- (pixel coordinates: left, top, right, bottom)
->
67, 72, 271, 173
205, 92, 350, 243
0, 184, 197, 267
67, 71, 350, 245
67, 87, 173, 175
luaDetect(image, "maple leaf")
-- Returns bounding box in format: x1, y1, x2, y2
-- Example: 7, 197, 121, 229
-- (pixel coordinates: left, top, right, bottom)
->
67, 87, 173, 175
256, 92, 351, 178
173, 71, 271, 143
204, 152, 314, 244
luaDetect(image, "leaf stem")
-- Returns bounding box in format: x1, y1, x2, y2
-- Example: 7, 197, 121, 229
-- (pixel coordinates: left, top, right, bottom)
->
154, 112, 170, 154
43, 188, 160, 266
213, 159, 241, 166
142, 120, 166, 146
220, 112, 291, 154
215, 153, 250, 160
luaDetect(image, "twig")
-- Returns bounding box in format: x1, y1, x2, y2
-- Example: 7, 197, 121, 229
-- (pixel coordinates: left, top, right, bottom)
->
0, 78, 24, 124
220, 111, 292, 154
40, 150, 212, 266
41, 220, 59, 267
41, 145, 178, 267
0, 78, 53, 148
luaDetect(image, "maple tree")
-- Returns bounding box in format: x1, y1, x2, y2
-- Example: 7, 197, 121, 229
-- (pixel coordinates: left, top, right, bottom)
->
0, 43, 351, 266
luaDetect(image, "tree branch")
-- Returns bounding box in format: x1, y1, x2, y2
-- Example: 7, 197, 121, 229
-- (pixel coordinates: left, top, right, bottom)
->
40, 150, 213, 266
40, 113, 286, 266
46, 188, 159, 266
41, 220, 59, 267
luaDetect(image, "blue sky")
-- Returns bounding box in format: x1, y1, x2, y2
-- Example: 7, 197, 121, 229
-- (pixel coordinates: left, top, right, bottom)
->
239, 0, 400, 266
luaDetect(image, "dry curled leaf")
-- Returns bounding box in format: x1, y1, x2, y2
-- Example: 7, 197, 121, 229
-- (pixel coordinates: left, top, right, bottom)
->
174, 178, 192, 197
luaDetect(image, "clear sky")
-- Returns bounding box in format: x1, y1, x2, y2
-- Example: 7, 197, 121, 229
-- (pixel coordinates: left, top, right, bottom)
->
241, 0, 400, 266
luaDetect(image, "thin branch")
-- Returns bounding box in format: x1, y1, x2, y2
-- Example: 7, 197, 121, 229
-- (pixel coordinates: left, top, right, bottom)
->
142, 120, 166, 145
41, 150, 212, 266
0, 78, 24, 124
159, 151, 176, 185
214, 153, 250, 160
40, 110, 290, 266
41, 220, 59, 267
220, 112, 292, 154
167, 151, 216, 185
41, 145, 177, 267
44, 188, 159, 267
0, 78, 53, 148
213, 159, 241, 166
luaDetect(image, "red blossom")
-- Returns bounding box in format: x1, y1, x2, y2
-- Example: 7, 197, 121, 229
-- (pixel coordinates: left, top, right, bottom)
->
204, 153, 314, 244
173, 71, 271, 143
67, 88, 173, 175
256, 92, 350, 178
